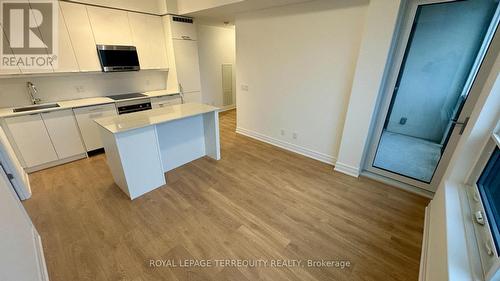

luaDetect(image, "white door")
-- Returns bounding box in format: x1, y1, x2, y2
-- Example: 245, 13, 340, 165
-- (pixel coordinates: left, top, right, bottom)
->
5, 114, 58, 168
73, 104, 117, 151
0, 169, 48, 281
41, 109, 85, 159
173, 39, 202, 93
59, 1, 101, 72
87, 6, 133, 46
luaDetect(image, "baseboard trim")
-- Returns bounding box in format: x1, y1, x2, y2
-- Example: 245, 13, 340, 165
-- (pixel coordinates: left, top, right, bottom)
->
25, 153, 87, 173
236, 127, 335, 165
361, 170, 434, 198
333, 162, 360, 177
419, 204, 431, 281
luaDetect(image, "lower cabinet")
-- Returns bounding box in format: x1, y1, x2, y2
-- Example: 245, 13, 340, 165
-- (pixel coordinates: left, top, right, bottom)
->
4, 110, 85, 169
151, 95, 182, 109
41, 109, 86, 159
73, 103, 117, 151
4, 114, 58, 168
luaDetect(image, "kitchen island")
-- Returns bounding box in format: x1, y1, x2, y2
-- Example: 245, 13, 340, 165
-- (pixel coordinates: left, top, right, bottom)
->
95, 103, 220, 199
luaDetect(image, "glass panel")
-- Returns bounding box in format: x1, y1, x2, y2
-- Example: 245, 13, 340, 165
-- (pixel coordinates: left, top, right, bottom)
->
477, 147, 500, 252
373, 0, 498, 183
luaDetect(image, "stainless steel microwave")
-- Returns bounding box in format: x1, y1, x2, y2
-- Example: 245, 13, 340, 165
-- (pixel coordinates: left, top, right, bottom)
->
96, 45, 140, 72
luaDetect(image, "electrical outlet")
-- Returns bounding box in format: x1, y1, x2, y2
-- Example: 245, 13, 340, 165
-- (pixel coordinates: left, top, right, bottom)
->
145, 79, 150, 86
280, 129, 285, 136
292, 132, 298, 140
399, 117, 407, 125
241, 84, 249, 91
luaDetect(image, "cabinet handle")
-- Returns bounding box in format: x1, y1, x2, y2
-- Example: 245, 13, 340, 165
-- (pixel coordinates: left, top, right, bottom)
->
181, 35, 191, 40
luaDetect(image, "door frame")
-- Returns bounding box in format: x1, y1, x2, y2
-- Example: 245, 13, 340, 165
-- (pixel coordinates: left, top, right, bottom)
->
363, 0, 500, 192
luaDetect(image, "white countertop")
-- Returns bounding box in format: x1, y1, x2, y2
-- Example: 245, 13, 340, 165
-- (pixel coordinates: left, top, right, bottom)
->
95, 103, 219, 134
0, 90, 180, 118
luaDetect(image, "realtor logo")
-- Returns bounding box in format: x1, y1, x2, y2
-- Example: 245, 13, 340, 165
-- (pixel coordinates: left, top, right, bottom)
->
0, 0, 58, 70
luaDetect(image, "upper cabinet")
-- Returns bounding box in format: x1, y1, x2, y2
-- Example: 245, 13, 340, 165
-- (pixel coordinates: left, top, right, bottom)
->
54, 4, 79, 73
0, 25, 21, 75
128, 12, 169, 70
87, 6, 133, 46
0, 2, 170, 75
59, 2, 101, 72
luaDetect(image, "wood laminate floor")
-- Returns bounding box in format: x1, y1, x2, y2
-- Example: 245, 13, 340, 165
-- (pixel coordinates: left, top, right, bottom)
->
24, 109, 430, 281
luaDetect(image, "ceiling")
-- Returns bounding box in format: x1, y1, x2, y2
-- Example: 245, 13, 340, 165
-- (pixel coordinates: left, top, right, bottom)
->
183, 0, 316, 24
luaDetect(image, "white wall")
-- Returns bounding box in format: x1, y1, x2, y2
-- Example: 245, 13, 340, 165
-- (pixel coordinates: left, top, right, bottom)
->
334, 0, 403, 176
176, 0, 243, 15
197, 24, 235, 108
235, 0, 368, 164
0, 71, 167, 107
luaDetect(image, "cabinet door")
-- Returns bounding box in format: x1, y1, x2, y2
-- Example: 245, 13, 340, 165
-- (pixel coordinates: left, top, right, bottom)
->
60, 2, 101, 72
20, 1, 78, 73
54, 4, 79, 73
173, 40, 201, 93
16, 4, 54, 74
128, 13, 168, 70
73, 104, 117, 151
151, 96, 182, 108
41, 109, 85, 159
87, 6, 133, 46
148, 16, 169, 69
5, 114, 58, 168
0, 25, 21, 75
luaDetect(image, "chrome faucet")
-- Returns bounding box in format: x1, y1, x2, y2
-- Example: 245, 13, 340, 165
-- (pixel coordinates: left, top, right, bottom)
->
27, 82, 41, 105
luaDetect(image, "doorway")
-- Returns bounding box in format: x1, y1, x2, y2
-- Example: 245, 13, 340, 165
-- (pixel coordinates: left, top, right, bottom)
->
365, 0, 500, 191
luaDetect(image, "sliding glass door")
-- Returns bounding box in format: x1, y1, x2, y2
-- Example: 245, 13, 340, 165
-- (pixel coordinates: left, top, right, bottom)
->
365, 0, 500, 191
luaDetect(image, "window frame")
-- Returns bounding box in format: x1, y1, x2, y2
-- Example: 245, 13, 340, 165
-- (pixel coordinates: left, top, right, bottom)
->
467, 126, 500, 281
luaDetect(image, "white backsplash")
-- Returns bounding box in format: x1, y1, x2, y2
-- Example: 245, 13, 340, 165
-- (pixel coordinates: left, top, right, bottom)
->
0, 70, 168, 108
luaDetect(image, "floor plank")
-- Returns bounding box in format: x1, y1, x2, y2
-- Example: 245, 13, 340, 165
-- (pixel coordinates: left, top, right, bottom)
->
23, 109, 430, 281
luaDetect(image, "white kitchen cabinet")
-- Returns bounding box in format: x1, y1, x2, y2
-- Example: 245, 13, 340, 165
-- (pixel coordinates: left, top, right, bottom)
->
4, 114, 58, 168
53, 4, 79, 73
59, 1, 100, 72
173, 40, 202, 93
87, 6, 133, 46
73, 104, 117, 151
41, 109, 85, 159
128, 12, 169, 70
21, 1, 79, 73
16, 4, 54, 74
151, 95, 182, 109
0, 25, 21, 75
170, 16, 197, 40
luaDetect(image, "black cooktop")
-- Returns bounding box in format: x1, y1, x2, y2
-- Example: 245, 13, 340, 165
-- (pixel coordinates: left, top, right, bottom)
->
107, 93, 147, 100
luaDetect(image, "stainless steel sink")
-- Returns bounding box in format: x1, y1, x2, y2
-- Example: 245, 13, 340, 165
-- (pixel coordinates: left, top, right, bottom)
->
13, 103, 60, 113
